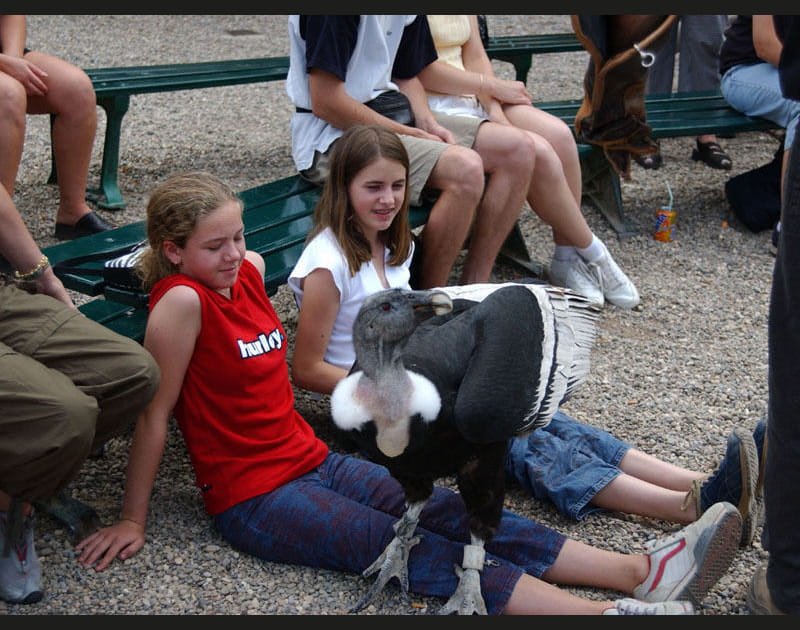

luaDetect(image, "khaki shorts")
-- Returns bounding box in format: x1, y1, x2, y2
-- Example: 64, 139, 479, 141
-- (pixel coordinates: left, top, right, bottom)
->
300, 113, 484, 206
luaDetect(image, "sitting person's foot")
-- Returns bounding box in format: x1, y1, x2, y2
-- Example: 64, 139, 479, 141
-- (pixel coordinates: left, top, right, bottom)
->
548, 256, 604, 308
54, 211, 114, 240
691, 139, 732, 170
634, 151, 663, 170
683, 427, 759, 546
633, 501, 741, 605
0, 507, 43, 605
588, 241, 640, 309
603, 598, 694, 615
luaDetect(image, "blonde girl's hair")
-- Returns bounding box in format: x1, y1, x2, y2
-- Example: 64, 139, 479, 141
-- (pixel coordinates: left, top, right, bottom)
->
137, 171, 242, 291
308, 124, 413, 277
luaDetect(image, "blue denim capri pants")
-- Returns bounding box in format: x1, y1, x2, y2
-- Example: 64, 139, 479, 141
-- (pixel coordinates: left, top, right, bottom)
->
505, 410, 633, 521
213, 451, 567, 615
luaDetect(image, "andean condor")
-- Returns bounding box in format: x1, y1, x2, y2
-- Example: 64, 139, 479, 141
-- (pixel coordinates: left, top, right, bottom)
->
330, 282, 600, 614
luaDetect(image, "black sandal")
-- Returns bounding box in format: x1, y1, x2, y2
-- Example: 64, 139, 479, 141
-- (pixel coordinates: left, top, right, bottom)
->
692, 140, 732, 170
634, 151, 663, 170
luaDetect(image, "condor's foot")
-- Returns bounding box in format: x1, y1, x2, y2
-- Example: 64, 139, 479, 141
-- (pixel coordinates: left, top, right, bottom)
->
350, 501, 425, 613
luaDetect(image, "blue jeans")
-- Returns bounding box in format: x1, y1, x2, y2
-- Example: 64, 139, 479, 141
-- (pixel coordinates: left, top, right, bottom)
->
721, 62, 800, 150
505, 410, 632, 521
213, 452, 567, 615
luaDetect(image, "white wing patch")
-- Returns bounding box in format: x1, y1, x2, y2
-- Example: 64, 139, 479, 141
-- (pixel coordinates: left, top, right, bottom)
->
406, 371, 441, 422
330, 372, 371, 430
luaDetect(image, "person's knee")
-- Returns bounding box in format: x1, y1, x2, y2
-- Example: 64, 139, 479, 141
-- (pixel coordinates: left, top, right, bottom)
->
114, 344, 161, 409
498, 131, 537, 177
49, 388, 100, 463
438, 147, 485, 201
0, 75, 27, 121
532, 141, 565, 182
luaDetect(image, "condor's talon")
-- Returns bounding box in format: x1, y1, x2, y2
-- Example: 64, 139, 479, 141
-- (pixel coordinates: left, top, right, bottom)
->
350, 502, 425, 613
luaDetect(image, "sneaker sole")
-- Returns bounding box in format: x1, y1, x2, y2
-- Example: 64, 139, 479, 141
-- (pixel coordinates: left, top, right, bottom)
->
681, 503, 742, 605
0, 588, 43, 605
733, 428, 760, 547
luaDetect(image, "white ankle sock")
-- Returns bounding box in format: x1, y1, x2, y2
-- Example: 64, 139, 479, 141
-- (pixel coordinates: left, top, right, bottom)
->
576, 235, 604, 263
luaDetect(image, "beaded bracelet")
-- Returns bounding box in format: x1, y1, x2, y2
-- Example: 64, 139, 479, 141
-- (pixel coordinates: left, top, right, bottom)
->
14, 254, 50, 283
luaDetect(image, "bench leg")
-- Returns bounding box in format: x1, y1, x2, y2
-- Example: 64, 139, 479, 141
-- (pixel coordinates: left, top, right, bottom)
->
580, 146, 637, 238
488, 53, 532, 84
85, 95, 130, 210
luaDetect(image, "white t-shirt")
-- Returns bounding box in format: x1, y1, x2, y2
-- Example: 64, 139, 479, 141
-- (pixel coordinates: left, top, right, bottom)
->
287, 227, 414, 370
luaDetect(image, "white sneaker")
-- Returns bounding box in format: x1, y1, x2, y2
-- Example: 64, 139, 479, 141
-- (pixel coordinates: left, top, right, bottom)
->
548, 257, 604, 307
591, 242, 641, 309
603, 598, 695, 615
0, 508, 43, 604
633, 501, 741, 605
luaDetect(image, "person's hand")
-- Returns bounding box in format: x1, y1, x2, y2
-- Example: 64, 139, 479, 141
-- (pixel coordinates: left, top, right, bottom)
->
485, 76, 532, 106
74, 519, 145, 572
412, 118, 456, 144
0, 54, 48, 96
483, 100, 513, 126
29, 268, 77, 309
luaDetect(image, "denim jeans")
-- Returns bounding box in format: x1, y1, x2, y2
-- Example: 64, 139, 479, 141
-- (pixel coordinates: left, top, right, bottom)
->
721, 62, 800, 150
504, 410, 632, 521
213, 451, 567, 614
765, 131, 800, 613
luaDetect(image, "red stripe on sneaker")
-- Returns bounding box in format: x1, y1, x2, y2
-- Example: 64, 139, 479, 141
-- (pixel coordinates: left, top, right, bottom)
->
645, 539, 686, 594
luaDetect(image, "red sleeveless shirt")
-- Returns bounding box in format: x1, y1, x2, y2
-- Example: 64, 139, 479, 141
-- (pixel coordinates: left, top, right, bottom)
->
149, 259, 329, 514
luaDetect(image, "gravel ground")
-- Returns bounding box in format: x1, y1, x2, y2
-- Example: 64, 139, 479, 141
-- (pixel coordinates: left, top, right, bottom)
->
2, 15, 778, 616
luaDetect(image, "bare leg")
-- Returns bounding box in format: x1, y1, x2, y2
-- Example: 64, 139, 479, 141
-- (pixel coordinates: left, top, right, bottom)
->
543, 538, 648, 592
459, 122, 532, 284
501, 538, 649, 614
24, 51, 97, 226
503, 572, 615, 614
0, 74, 28, 194
417, 145, 484, 288
592, 474, 698, 523
617, 448, 705, 491
504, 103, 582, 207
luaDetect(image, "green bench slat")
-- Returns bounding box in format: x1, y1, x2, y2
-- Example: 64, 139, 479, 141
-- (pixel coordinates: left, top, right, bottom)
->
486, 32, 582, 55
78, 299, 148, 344
86, 57, 290, 97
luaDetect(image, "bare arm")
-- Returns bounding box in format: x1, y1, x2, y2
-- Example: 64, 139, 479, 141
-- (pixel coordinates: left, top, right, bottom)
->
0, 15, 48, 95
753, 15, 783, 67
0, 184, 74, 308
417, 15, 531, 125
74, 283, 201, 571
308, 68, 445, 142
292, 268, 349, 396
0, 15, 26, 56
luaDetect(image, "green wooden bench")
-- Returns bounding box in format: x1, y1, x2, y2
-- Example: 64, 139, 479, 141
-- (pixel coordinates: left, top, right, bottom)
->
485, 31, 583, 82
51, 29, 581, 212
35, 174, 540, 344
49, 56, 291, 210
